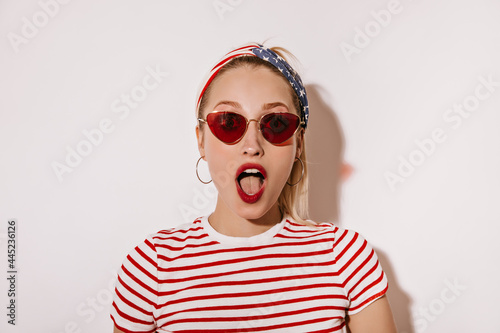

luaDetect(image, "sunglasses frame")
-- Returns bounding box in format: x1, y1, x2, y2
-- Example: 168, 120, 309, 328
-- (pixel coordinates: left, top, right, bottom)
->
198, 111, 305, 145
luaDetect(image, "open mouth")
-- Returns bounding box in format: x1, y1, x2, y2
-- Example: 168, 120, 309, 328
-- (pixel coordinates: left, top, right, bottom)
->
235, 164, 267, 203
238, 169, 265, 195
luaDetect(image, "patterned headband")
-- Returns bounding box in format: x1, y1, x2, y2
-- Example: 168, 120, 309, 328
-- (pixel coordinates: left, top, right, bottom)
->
196, 43, 309, 128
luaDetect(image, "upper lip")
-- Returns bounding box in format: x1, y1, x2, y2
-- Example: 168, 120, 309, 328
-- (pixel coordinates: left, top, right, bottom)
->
236, 163, 267, 180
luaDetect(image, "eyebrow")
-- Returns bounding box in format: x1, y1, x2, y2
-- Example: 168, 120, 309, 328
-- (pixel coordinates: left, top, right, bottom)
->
262, 102, 290, 111
213, 101, 242, 109
213, 101, 290, 111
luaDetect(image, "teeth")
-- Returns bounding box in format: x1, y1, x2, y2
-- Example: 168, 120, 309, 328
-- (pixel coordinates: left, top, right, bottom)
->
244, 169, 260, 174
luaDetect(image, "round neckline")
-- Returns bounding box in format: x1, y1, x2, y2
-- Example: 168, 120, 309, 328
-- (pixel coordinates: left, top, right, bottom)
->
200, 214, 287, 246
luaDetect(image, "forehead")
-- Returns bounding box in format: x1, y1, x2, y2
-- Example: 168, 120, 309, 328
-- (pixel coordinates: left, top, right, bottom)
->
205, 66, 294, 112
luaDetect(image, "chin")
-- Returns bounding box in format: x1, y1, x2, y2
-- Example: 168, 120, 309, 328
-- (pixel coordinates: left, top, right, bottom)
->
233, 205, 268, 221
232, 196, 279, 222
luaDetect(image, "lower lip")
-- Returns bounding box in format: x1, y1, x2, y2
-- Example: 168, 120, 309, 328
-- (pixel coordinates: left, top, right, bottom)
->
235, 179, 266, 204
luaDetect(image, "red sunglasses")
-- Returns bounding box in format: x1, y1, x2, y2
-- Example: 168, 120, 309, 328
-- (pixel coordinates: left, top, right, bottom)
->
198, 111, 304, 145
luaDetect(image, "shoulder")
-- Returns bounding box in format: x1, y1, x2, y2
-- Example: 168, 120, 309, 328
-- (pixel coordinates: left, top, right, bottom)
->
277, 217, 335, 241
147, 217, 207, 246
324, 224, 377, 266
122, 218, 205, 261
331, 226, 371, 252
133, 217, 216, 262
284, 218, 378, 262
283, 217, 366, 244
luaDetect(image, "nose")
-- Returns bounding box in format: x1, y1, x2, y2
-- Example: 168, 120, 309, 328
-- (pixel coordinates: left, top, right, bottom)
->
241, 119, 264, 156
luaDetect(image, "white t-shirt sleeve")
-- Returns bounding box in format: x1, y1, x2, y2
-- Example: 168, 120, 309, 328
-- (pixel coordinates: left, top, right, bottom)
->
336, 229, 388, 315
110, 235, 158, 332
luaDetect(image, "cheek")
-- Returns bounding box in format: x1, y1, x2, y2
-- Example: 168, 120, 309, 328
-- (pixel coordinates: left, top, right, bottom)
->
268, 147, 297, 184
204, 137, 238, 190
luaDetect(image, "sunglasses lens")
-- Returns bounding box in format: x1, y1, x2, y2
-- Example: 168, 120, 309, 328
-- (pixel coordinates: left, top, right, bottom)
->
260, 113, 300, 144
206, 112, 247, 144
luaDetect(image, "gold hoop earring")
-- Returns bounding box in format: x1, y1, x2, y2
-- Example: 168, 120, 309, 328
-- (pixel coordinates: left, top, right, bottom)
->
287, 157, 304, 186
196, 156, 212, 184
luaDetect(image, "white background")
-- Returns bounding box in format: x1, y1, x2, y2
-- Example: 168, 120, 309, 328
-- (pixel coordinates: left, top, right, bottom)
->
1, 0, 499, 332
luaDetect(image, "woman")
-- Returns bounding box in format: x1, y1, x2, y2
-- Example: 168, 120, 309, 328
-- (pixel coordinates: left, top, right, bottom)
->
111, 43, 397, 332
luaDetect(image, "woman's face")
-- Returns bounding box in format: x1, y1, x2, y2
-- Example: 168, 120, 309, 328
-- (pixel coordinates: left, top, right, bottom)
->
197, 66, 303, 221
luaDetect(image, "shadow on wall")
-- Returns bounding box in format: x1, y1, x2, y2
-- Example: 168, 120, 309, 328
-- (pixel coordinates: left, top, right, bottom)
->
305, 84, 414, 332
305, 84, 345, 225
378, 249, 415, 333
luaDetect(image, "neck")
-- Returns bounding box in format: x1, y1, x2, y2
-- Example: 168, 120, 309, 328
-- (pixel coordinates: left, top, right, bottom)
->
208, 197, 283, 237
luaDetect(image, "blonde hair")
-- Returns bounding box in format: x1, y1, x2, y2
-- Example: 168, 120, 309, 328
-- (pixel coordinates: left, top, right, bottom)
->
197, 45, 312, 226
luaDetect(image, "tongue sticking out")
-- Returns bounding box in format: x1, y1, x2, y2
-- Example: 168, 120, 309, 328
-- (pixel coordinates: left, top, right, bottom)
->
239, 175, 263, 195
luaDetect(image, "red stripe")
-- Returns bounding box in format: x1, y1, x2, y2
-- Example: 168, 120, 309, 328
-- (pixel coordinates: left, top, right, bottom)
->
157, 237, 333, 262
143, 238, 156, 252
196, 70, 218, 106
308, 321, 346, 333
350, 270, 385, 302
128, 255, 158, 284
212, 50, 254, 71
166, 306, 343, 325
286, 219, 332, 230
282, 225, 322, 233
335, 229, 347, 242
159, 271, 342, 297
111, 302, 154, 326
115, 288, 152, 317
159, 282, 344, 308
156, 296, 345, 322
117, 274, 156, 307
154, 233, 208, 242
110, 314, 156, 333
175, 316, 343, 333
333, 230, 356, 263
349, 284, 388, 313
280, 226, 334, 238
155, 222, 203, 236
160, 247, 332, 272
135, 247, 157, 271
225, 44, 259, 54
196, 49, 257, 108
155, 240, 219, 252
159, 258, 337, 283
156, 294, 346, 321
344, 249, 375, 293
337, 236, 367, 276
122, 265, 158, 299
156, 224, 202, 236
346, 251, 376, 295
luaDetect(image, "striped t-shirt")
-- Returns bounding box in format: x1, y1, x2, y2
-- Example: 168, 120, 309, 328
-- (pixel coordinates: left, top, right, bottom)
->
110, 215, 388, 332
